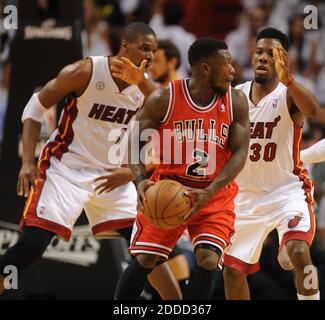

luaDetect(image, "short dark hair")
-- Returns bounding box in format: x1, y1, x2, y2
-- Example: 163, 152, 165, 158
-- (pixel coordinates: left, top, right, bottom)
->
122, 22, 156, 43
188, 38, 228, 67
256, 27, 290, 51
158, 40, 181, 69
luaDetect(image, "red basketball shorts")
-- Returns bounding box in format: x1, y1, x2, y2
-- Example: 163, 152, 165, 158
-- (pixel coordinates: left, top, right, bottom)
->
130, 181, 238, 269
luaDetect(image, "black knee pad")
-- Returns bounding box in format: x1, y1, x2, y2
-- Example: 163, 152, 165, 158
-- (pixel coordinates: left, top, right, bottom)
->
194, 243, 222, 257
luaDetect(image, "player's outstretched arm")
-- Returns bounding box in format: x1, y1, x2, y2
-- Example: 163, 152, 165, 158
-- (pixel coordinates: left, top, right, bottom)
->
183, 88, 250, 221
301, 138, 325, 164
17, 59, 92, 197
128, 87, 170, 207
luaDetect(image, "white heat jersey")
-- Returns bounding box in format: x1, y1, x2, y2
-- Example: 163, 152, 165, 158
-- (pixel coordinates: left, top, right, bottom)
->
41, 56, 144, 170
235, 81, 313, 202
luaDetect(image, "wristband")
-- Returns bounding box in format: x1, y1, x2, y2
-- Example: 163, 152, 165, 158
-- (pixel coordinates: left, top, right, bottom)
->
283, 75, 294, 87
134, 175, 146, 187
21, 93, 48, 123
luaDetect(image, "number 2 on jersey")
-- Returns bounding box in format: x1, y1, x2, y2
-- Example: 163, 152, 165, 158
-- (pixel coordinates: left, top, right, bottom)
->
186, 149, 209, 177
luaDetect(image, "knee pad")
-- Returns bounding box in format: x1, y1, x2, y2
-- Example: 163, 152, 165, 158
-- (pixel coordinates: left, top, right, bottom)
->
194, 243, 222, 257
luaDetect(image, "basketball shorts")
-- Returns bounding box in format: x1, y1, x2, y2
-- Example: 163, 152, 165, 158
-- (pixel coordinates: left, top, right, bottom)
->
20, 156, 137, 241
224, 190, 315, 274
129, 182, 238, 270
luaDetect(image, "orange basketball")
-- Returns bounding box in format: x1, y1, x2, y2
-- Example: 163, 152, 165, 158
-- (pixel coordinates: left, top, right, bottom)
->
142, 179, 192, 229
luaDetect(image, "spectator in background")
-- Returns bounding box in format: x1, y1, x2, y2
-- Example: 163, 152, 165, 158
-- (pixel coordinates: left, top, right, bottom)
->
226, 5, 267, 79
242, 0, 299, 34
149, 0, 196, 77
315, 32, 325, 107
82, 0, 112, 58
98, 0, 126, 26
318, 185, 325, 250
0, 61, 9, 156
0, 3, 11, 156
288, 14, 322, 81
118, 0, 153, 24
148, 40, 181, 88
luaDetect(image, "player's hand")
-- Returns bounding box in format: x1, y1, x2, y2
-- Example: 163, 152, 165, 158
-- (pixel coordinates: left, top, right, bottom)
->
136, 179, 154, 211
94, 167, 134, 194
110, 57, 147, 86
17, 160, 40, 197
182, 188, 214, 222
273, 45, 292, 85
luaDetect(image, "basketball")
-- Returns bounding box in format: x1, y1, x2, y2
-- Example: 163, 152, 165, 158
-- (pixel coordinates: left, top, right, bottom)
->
142, 179, 192, 229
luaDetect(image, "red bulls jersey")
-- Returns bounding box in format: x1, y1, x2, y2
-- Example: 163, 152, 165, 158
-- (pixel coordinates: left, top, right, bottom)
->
152, 79, 234, 188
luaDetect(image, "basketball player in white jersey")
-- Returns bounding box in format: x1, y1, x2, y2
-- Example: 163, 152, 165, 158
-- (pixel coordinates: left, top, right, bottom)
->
223, 28, 320, 300
0, 22, 159, 295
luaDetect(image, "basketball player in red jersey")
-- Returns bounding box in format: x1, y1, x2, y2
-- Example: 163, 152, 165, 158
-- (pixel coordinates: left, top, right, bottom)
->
0, 22, 161, 296
114, 38, 251, 300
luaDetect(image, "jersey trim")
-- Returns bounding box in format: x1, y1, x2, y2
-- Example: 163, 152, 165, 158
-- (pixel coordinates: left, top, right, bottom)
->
161, 82, 175, 124
181, 79, 218, 112
229, 86, 233, 122
292, 125, 316, 242
224, 254, 260, 274
92, 218, 135, 237
38, 96, 78, 172
292, 125, 314, 207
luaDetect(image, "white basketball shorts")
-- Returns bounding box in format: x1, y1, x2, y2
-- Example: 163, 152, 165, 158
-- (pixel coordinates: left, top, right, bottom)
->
224, 189, 315, 274
20, 156, 137, 241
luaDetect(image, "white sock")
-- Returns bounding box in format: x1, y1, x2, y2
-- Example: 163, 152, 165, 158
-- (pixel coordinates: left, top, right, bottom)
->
297, 291, 320, 300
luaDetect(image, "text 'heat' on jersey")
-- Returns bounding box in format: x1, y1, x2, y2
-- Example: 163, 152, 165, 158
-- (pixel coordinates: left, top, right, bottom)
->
235, 81, 313, 204
41, 56, 144, 170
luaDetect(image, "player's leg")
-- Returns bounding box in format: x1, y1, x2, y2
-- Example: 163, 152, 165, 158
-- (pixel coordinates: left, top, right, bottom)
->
184, 184, 240, 300
114, 211, 183, 300
0, 157, 91, 295
223, 266, 250, 300
147, 254, 183, 300
101, 225, 183, 300
122, 228, 182, 300
0, 226, 54, 294
285, 240, 319, 299
115, 253, 160, 300
277, 204, 319, 300
89, 182, 183, 300
183, 245, 219, 300
147, 243, 191, 300
223, 190, 270, 300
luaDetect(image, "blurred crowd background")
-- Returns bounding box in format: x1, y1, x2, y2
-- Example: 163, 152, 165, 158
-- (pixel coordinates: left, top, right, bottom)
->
0, 0, 325, 300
